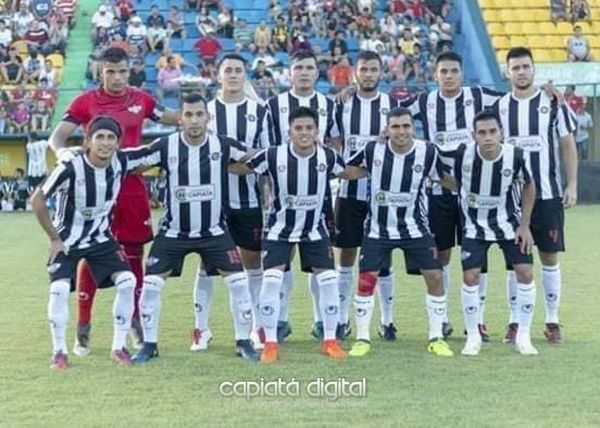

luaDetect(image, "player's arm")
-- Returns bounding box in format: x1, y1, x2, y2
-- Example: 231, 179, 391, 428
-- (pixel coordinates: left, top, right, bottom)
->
232, 148, 269, 176
440, 173, 458, 192
158, 109, 180, 126
122, 138, 166, 173
338, 165, 368, 180
48, 120, 79, 156
557, 104, 578, 208
515, 152, 536, 254
338, 145, 368, 180
227, 162, 254, 175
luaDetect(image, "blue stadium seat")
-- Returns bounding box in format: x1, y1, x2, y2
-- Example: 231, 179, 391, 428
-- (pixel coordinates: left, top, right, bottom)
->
183, 39, 197, 52
183, 11, 197, 24
218, 38, 236, 51
170, 38, 184, 51
183, 52, 201, 65
145, 67, 158, 82
312, 38, 329, 51
163, 96, 180, 110
315, 81, 331, 94
346, 38, 359, 51
236, 10, 265, 24
186, 24, 200, 39
275, 51, 289, 65
146, 51, 161, 64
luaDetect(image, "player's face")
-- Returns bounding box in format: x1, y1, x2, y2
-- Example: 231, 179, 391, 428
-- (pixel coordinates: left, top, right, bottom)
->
506, 56, 534, 90
88, 129, 119, 161
218, 58, 246, 93
102, 60, 130, 95
181, 101, 209, 139
289, 117, 318, 150
436, 60, 462, 93
290, 58, 318, 92
474, 119, 502, 155
355, 59, 381, 92
387, 114, 414, 149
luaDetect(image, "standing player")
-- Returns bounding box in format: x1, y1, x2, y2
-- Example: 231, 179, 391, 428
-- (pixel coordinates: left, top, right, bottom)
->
343, 107, 453, 357
266, 49, 341, 342
48, 47, 179, 356
26, 134, 49, 190
333, 50, 399, 342
439, 111, 538, 356
129, 93, 260, 363
31, 117, 156, 371
492, 47, 577, 344
229, 107, 347, 363
188, 53, 272, 352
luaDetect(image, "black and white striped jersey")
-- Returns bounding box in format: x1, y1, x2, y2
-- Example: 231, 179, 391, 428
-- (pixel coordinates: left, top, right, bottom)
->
26, 139, 49, 178
246, 144, 345, 242
491, 89, 576, 201
439, 143, 532, 241
207, 97, 271, 210
347, 139, 440, 240
336, 92, 399, 201
127, 132, 248, 239
41, 151, 152, 250
266, 90, 340, 146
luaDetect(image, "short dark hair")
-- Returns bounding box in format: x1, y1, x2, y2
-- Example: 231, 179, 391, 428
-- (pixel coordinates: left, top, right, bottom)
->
355, 50, 382, 66
218, 53, 247, 70
182, 92, 207, 108
435, 51, 462, 67
506, 47, 533, 64
288, 106, 317, 126
15, 168, 24, 176
472, 110, 501, 131
386, 107, 413, 122
101, 47, 129, 64
291, 49, 317, 65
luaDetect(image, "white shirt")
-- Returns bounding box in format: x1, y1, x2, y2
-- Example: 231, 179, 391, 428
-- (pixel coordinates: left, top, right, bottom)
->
147, 26, 166, 40
0, 28, 12, 47
127, 24, 148, 41
92, 11, 114, 29
39, 67, 56, 87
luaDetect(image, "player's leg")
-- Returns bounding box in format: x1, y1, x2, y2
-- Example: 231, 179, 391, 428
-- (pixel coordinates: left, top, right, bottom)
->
108, 270, 136, 366
190, 264, 215, 351
121, 244, 145, 349
377, 263, 396, 341
504, 264, 519, 343
277, 259, 294, 343
73, 261, 98, 356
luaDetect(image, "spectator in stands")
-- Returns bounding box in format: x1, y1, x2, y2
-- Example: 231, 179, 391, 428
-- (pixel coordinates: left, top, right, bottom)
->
30, 98, 51, 131
233, 18, 254, 51
168, 5, 187, 39
48, 18, 69, 56
272, 16, 289, 52
86, 45, 102, 82
567, 25, 591, 61
329, 30, 348, 56
0, 19, 11, 48
360, 30, 385, 52
157, 55, 182, 101
146, 4, 165, 28
110, 32, 130, 52
91, 4, 113, 39
127, 43, 145, 67
95, 26, 109, 47
56, 0, 77, 28
1, 47, 24, 84
0, 105, 6, 134
30, 0, 52, 21
339, 3, 359, 37
13, 2, 34, 39
314, 44, 332, 81
571, 0, 592, 23
356, 7, 375, 35
196, 6, 217, 37
251, 46, 276, 69
331, 45, 345, 65
194, 28, 221, 65
108, 17, 127, 42
551, 0, 570, 22
127, 16, 148, 53
25, 19, 51, 55
254, 20, 273, 53
398, 27, 417, 58
155, 45, 187, 69
575, 99, 592, 160
251, 59, 275, 98
147, 19, 168, 53
290, 32, 311, 54
115, 0, 134, 22
8, 101, 30, 133
329, 55, 352, 89
380, 12, 399, 41
9, 83, 28, 103
34, 77, 57, 107
565, 85, 584, 112
23, 49, 44, 84
128, 59, 146, 88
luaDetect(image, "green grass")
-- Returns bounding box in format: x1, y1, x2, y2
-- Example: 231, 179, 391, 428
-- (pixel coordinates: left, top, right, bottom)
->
1, 206, 600, 427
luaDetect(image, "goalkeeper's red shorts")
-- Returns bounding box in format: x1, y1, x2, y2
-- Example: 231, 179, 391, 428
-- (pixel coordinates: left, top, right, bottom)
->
111, 174, 153, 246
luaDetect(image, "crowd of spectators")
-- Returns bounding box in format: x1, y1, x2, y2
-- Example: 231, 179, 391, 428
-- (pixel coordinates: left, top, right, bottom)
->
0, 0, 72, 135
551, 0, 592, 24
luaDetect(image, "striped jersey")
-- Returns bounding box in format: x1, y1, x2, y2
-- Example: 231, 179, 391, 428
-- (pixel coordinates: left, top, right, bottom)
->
41, 151, 153, 251
491, 89, 576, 200
207, 97, 271, 210
439, 143, 532, 241
26, 139, 49, 178
128, 132, 248, 239
336, 92, 399, 201
347, 139, 440, 240
247, 144, 345, 242
266, 90, 340, 146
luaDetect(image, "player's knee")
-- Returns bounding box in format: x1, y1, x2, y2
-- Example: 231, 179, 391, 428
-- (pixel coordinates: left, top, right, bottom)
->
114, 271, 136, 292
438, 249, 451, 266
538, 251, 558, 267
49, 280, 71, 298
142, 275, 165, 294
514, 266, 533, 284
463, 270, 480, 287
357, 271, 377, 296
339, 248, 357, 266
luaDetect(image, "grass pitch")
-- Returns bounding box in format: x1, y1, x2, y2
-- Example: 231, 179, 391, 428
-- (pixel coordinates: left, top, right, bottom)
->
1, 206, 600, 427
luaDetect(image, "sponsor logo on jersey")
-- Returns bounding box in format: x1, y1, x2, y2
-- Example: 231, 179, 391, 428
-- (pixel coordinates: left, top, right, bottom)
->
128, 104, 142, 114
246, 114, 256, 122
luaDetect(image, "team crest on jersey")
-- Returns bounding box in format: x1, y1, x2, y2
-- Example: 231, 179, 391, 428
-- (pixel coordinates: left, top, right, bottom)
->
242, 310, 253, 320
374, 159, 382, 167
344, 106, 351, 113
277, 164, 286, 172
375, 191, 387, 203
318, 163, 327, 172
435, 133, 445, 145
211, 152, 221, 160
81, 208, 93, 220
261, 305, 275, 316
168, 156, 178, 164
539, 106, 549, 114
506, 138, 516, 146
466, 194, 477, 207
77, 178, 86, 186
502, 168, 513, 177
280, 106, 288, 113
500, 108, 508, 115
380, 107, 389, 115
285, 196, 295, 208
128, 104, 142, 114
246, 114, 256, 122
463, 164, 472, 173
413, 164, 423, 173
319, 108, 327, 116
325, 305, 338, 315
465, 99, 473, 107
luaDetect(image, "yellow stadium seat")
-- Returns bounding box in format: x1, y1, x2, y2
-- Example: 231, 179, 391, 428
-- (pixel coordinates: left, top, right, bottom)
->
494, 35, 511, 49
504, 22, 523, 34
531, 9, 550, 21
556, 22, 573, 35
546, 35, 565, 48
483, 9, 500, 22
539, 22, 557, 35
11, 40, 28, 57
550, 49, 566, 62
499, 9, 517, 22
510, 36, 529, 47
496, 49, 509, 64
589, 22, 600, 35
530, 0, 550, 6
46, 54, 65, 69
493, 0, 511, 7
577, 22, 591, 33
478, 0, 495, 8
487, 23, 505, 36
532, 49, 552, 62
592, 8, 600, 20
513, 12, 534, 22
592, 48, 600, 59
528, 36, 545, 48
521, 22, 540, 35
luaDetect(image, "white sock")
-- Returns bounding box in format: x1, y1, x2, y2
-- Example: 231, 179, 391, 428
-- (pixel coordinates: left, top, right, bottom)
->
112, 272, 136, 351
507, 271, 518, 324
377, 270, 394, 326
48, 280, 70, 354
542, 264, 561, 324
278, 269, 293, 322
193, 268, 213, 331
461, 284, 480, 341
426, 294, 446, 341
308, 274, 322, 323
337, 266, 353, 325
354, 294, 375, 342
442, 265, 451, 323
246, 269, 263, 330
478, 273, 487, 324
139, 275, 165, 343
317, 270, 340, 340
260, 269, 284, 342
516, 282, 536, 343
226, 272, 253, 341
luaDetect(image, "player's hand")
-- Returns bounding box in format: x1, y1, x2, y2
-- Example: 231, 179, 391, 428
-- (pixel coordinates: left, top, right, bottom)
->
563, 183, 578, 208
334, 85, 357, 104
515, 225, 533, 255
49, 238, 67, 263
541, 81, 565, 105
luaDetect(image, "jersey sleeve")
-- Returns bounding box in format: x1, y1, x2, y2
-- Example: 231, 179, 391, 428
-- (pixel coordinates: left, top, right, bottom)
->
556, 103, 577, 138
435, 143, 461, 173
246, 148, 269, 175
140, 91, 166, 122
41, 162, 71, 197
224, 137, 249, 162
327, 100, 341, 139
347, 145, 367, 168
515, 148, 533, 184
399, 93, 422, 118
479, 86, 505, 108
121, 137, 166, 171
256, 107, 272, 149
62, 93, 92, 125
327, 148, 346, 177
426, 145, 443, 182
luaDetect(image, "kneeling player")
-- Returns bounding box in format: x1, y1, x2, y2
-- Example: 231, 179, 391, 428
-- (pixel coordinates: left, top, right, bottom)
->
128, 93, 259, 363
343, 107, 453, 357
440, 111, 538, 356
31, 117, 151, 370
230, 107, 348, 363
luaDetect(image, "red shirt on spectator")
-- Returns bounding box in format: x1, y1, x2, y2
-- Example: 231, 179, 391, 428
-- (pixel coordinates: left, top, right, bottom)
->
390, 85, 412, 101
25, 28, 49, 45
194, 35, 221, 59
566, 93, 583, 113
116, 0, 134, 20
329, 62, 353, 87
391, 0, 408, 13
410, 0, 425, 19
34, 88, 57, 108
56, 0, 77, 18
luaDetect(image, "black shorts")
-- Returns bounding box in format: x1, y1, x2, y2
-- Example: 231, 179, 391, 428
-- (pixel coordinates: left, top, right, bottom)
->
333, 197, 368, 248
531, 198, 565, 253
262, 239, 335, 272
226, 208, 263, 252
428, 193, 462, 251
13, 200, 26, 210
29, 175, 46, 189
146, 233, 243, 277
359, 235, 442, 275
462, 238, 533, 271
47, 240, 130, 290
